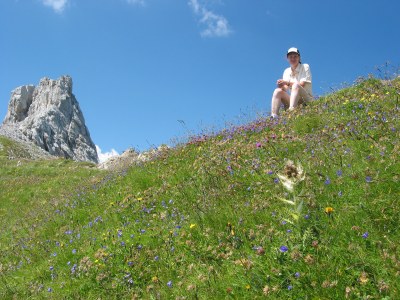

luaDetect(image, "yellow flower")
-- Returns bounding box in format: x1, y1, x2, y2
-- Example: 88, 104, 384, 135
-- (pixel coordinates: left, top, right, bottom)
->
137, 197, 143, 201
325, 207, 334, 214
152, 276, 159, 283
245, 284, 251, 290
190, 224, 196, 229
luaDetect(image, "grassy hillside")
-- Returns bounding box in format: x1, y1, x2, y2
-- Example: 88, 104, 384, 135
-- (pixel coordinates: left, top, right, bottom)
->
0, 77, 399, 299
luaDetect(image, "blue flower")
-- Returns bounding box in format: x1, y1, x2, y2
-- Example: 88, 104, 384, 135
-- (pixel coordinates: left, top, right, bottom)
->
362, 232, 369, 239
167, 281, 173, 288
325, 177, 331, 185
288, 285, 293, 290
304, 214, 310, 219
47, 288, 52, 292
72, 249, 77, 254
336, 170, 343, 177
366, 176, 372, 183
279, 246, 288, 253
294, 272, 300, 278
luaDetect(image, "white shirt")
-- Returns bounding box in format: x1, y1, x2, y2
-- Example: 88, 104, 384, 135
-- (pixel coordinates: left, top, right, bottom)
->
283, 63, 312, 96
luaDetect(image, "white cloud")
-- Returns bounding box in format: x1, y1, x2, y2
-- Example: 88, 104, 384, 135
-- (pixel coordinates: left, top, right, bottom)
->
126, 0, 145, 6
188, 0, 232, 38
41, 0, 68, 13
96, 145, 119, 163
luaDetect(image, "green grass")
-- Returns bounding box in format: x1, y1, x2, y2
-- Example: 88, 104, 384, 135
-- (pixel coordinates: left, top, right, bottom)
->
0, 77, 399, 299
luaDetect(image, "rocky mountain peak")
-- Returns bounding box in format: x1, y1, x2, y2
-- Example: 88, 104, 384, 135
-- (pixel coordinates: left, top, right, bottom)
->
1, 75, 99, 163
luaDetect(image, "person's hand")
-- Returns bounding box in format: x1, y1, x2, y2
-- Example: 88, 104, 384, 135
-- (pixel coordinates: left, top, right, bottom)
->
277, 79, 285, 87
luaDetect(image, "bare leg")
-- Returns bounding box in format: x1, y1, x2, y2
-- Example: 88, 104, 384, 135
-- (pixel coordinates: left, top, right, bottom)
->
289, 83, 311, 109
271, 88, 290, 117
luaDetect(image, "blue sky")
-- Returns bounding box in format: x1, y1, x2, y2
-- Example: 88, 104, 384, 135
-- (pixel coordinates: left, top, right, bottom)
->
1, 0, 399, 161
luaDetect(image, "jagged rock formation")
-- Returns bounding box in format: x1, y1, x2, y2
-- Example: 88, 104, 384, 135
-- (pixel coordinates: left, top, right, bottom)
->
1, 76, 99, 163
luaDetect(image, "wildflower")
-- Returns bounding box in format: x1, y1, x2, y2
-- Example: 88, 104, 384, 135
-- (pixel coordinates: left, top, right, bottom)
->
72, 249, 77, 254
338, 191, 343, 197
263, 285, 270, 295
245, 284, 251, 290
288, 285, 293, 290
277, 160, 305, 192
154, 256, 159, 261
279, 245, 288, 253
325, 207, 334, 215
359, 272, 369, 285
256, 247, 265, 256
362, 232, 369, 239
167, 281, 173, 288
294, 272, 300, 278
365, 176, 372, 183
304, 214, 310, 219
336, 170, 343, 176
324, 177, 331, 185
190, 224, 196, 229
47, 288, 52, 292
256, 142, 262, 148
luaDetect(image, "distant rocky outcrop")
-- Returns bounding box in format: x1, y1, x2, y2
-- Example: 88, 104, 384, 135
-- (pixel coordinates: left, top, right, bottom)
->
0, 76, 99, 163
98, 145, 170, 171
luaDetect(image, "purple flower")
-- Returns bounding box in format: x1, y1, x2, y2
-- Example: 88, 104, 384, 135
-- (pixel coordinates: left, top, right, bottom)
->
167, 280, 173, 288
366, 176, 372, 183
362, 232, 369, 239
154, 256, 159, 261
336, 170, 343, 177
72, 249, 77, 254
288, 285, 293, 290
274, 178, 279, 184
304, 214, 310, 219
294, 272, 300, 278
279, 246, 288, 253
49, 266, 54, 271
128, 261, 134, 266
256, 142, 262, 148
47, 288, 52, 292
324, 177, 331, 185
338, 191, 343, 197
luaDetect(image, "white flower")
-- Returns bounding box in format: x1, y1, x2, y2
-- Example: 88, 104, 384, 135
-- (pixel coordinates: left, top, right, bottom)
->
277, 160, 305, 193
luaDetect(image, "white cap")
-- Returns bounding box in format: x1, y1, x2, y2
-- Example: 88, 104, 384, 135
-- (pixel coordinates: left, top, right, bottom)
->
287, 47, 300, 56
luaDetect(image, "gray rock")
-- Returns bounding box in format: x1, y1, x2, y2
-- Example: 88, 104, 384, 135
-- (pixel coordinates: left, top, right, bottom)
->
1, 75, 99, 163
